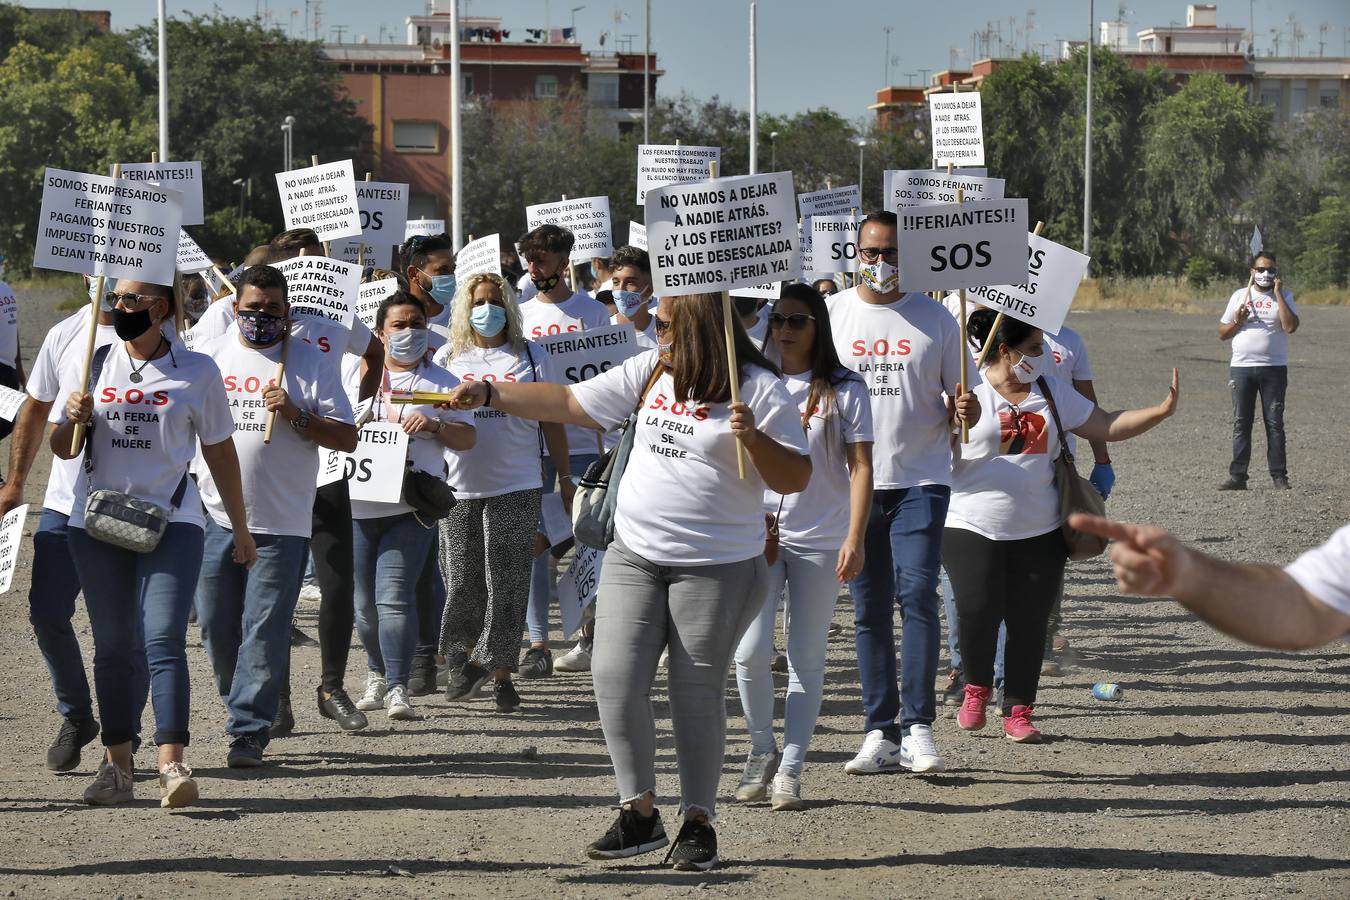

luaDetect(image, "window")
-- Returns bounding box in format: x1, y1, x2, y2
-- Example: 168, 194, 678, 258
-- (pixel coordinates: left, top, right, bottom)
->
462, 72, 475, 97
589, 73, 619, 108
535, 74, 559, 98
393, 121, 439, 153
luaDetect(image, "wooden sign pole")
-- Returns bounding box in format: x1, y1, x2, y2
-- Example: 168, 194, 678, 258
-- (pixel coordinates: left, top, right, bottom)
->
560, 193, 579, 293
311, 156, 331, 256
262, 332, 290, 445
211, 264, 237, 300
709, 159, 746, 479
975, 220, 1045, 369
71, 163, 123, 453
956, 185, 970, 444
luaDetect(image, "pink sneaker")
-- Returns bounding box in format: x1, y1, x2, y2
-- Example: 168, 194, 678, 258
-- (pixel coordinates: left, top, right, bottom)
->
1003, 705, 1042, 743
957, 684, 990, 731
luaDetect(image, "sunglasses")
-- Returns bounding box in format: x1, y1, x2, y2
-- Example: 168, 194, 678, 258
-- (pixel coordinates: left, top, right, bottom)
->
653, 317, 672, 335
1253, 267, 1276, 274
768, 312, 816, 330
105, 291, 162, 310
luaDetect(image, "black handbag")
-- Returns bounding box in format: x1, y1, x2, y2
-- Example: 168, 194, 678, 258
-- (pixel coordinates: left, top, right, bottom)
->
403, 466, 456, 522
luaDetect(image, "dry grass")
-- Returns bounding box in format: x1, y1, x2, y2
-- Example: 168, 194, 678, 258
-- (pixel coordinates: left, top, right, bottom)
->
1074, 277, 1348, 313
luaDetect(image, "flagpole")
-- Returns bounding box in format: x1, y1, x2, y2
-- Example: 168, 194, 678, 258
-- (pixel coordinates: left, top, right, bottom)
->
450, 0, 464, 251
157, 0, 169, 161
748, 1, 758, 175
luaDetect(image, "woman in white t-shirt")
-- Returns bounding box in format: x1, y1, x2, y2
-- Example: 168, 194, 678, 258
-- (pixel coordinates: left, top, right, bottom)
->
432, 272, 572, 713
350, 293, 475, 721
444, 293, 811, 871
946, 308, 1178, 744
52, 280, 257, 810
733, 283, 874, 811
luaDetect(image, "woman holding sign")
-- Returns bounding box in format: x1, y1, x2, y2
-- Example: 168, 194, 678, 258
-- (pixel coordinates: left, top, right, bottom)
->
350, 293, 475, 722
432, 272, 572, 713
946, 309, 1178, 743
733, 284, 873, 810
51, 280, 257, 809
444, 293, 810, 871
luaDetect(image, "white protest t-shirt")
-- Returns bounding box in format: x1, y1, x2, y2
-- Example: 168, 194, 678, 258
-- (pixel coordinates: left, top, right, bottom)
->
516, 272, 538, 303
349, 361, 473, 520
1221, 285, 1298, 367
1285, 524, 1350, 638
65, 345, 235, 530
0, 280, 18, 369
746, 312, 769, 349
827, 287, 978, 489
195, 328, 354, 537
611, 313, 659, 351
520, 290, 610, 457
433, 340, 554, 499
947, 375, 1095, 541
768, 370, 873, 551
570, 351, 809, 566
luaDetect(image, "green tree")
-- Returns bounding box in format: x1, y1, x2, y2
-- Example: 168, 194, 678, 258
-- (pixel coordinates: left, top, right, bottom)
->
1295, 194, 1350, 288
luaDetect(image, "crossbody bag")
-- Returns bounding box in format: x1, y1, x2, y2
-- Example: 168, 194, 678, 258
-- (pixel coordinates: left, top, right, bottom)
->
1036, 376, 1108, 560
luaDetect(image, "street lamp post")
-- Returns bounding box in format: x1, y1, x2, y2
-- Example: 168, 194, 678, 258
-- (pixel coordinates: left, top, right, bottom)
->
281, 115, 295, 172
854, 137, 868, 199
233, 177, 246, 218
769, 131, 779, 170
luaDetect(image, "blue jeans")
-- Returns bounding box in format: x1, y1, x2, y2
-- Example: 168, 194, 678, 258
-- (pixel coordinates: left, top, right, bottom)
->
1229, 365, 1288, 481
69, 522, 203, 747
526, 453, 600, 643
29, 509, 98, 721
941, 566, 1005, 683
353, 512, 437, 688
848, 485, 949, 740
415, 550, 446, 658
195, 520, 307, 743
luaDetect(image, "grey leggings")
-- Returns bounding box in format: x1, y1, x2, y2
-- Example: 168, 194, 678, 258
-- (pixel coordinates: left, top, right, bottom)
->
593, 537, 767, 819
438, 487, 542, 671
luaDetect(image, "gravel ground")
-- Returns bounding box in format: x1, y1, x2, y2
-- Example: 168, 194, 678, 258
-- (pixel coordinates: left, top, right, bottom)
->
0, 291, 1346, 899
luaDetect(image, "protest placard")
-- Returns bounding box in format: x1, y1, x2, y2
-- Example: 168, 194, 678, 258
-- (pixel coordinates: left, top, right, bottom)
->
798, 184, 862, 218
0, 504, 28, 594
354, 180, 409, 249
274, 256, 361, 329
896, 199, 1028, 292
455, 233, 502, 280
935, 166, 987, 177
175, 229, 213, 274
730, 282, 782, 300
636, 143, 721, 204
0, 385, 26, 422
628, 221, 647, 251
316, 446, 344, 488
646, 172, 799, 295
537, 323, 640, 385
34, 167, 183, 285
116, 161, 204, 225
930, 92, 985, 167
558, 545, 602, 639
809, 215, 860, 274
329, 239, 391, 270
275, 159, 361, 241
526, 196, 613, 262
405, 218, 446, 240
354, 277, 399, 331
965, 233, 1089, 336
344, 423, 408, 504
884, 170, 1006, 209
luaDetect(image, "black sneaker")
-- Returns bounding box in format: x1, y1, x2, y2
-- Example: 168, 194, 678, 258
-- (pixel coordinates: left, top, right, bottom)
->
47, 716, 99, 772
227, 734, 264, 768
665, 817, 719, 871
268, 697, 295, 739
407, 654, 438, 696
1272, 476, 1291, 490
519, 646, 553, 679
942, 669, 966, 707
444, 662, 492, 701
1218, 477, 1247, 491
316, 686, 368, 731
586, 807, 669, 860
493, 678, 521, 713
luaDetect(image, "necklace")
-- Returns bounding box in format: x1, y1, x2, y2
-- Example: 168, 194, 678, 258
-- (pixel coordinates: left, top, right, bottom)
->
127, 337, 165, 384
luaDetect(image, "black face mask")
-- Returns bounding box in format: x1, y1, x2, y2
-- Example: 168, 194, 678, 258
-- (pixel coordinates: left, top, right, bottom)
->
531, 270, 562, 293
113, 307, 154, 341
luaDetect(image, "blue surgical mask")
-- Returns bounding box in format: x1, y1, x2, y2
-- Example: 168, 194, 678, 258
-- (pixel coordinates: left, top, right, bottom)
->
386, 326, 429, 364
613, 290, 647, 318
470, 302, 507, 337
421, 271, 457, 306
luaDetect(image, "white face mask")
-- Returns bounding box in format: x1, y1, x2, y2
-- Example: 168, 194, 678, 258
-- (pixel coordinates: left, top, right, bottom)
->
613, 290, 647, 318
1253, 271, 1275, 288
386, 326, 429, 364
1010, 349, 1049, 384
859, 260, 898, 293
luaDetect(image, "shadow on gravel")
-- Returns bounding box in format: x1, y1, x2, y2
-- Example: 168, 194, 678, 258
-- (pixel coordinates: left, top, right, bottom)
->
558, 869, 754, 887
805, 795, 1350, 817
957, 768, 1350, 789
1055, 731, 1350, 747
0, 857, 590, 879
175, 792, 620, 814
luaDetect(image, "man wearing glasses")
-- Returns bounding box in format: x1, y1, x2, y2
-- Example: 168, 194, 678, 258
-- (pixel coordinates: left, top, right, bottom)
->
825, 211, 979, 777
1218, 251, 1299, 491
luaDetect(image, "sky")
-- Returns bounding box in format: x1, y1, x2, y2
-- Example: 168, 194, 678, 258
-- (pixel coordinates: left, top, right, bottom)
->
25, 0, 1350, 118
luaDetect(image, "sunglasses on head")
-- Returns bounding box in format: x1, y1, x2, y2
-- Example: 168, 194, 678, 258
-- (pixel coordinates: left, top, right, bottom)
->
768, 312, 816, 329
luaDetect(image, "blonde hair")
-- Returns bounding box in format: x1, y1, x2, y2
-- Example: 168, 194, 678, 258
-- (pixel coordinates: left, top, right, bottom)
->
447, 272, 524, 358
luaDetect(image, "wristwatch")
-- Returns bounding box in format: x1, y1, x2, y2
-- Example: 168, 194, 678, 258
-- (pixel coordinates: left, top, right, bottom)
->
290, 409, 311, 434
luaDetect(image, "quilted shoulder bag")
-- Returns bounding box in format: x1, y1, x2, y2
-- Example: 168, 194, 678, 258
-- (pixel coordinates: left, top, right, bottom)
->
1037, 376, 1108, 561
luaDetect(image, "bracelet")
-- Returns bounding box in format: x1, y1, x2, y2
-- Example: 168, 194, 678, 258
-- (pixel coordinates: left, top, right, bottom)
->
431, 418, 443, 434
483, 381, 494, 408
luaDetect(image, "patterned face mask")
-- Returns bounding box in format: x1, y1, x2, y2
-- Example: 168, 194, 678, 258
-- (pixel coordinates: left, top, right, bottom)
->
237, 310, 287, 345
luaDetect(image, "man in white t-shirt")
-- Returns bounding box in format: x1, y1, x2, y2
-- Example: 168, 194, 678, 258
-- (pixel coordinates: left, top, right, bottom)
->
195, 265, 360, 766
826, 210, 979, 776
1072, 513, 1350, 649
1218, 251, 1299, 491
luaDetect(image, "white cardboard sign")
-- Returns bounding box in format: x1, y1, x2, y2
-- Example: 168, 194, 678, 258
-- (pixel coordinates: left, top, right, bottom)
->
355, 277, 399, 331
116, 161, 204, 226
0, 503, 28, 595
0, 385, 26, 422
930, 93, 985, 167
34, 168, 183, 285
353, 180, 409, 249
965, 234, 1090, 336
455, 233, 502, 280
405, 219, 445, 240
627, 221, 647, 251
730, 283, 782, 300
646, 172, 799, 295
316, 446, 345, 488
558, 545, 602, 639
329, 239, 393, 270
345, 423, 408, 503
537, 323, 640, 385
275, 160, 362, 241
274, 256, 361, 329
636, 143, 721, 205
798, 184, 862, 218
809, 215, 860, 274
885, 170, 1006, 209
176, 230, 213, 273
526, 196, 613, 263
896, 199, 1028, 292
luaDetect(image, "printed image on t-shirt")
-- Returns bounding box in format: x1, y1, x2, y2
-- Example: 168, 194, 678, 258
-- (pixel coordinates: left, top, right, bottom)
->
999, 408, 1047, 455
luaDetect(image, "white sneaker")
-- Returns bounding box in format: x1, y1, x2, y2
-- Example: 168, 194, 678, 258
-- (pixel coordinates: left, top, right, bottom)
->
771, 771, 804, 811
843, 728, 904, 775
554, 639, 593, 673
734, 749, 779, 802
355, 671, 387, 711
158, 761, 199, 809
298, 582, 322, 603
899, 724, 946, 773
385, 684, 415, 720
